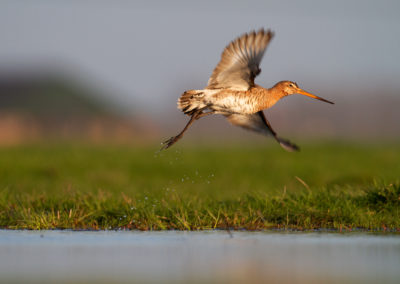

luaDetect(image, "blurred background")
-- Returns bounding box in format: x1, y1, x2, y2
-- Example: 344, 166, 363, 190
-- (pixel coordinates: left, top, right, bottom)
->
1, 0, 399, 145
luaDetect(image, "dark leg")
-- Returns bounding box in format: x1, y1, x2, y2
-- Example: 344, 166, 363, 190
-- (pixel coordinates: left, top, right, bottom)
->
195, 111, 215, 119
161, 110, 203, 150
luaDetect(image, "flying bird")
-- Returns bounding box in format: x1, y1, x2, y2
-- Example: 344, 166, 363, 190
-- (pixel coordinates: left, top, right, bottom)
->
162, 29, 334, 151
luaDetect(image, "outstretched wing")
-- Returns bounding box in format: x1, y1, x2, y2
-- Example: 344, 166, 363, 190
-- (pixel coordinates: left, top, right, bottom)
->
224, 111, 299, 152
207, 29, 274, 91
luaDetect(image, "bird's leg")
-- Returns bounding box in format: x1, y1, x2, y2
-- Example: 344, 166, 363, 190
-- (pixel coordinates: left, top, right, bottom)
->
195, 110, 215, 119
161, 110, 203, 150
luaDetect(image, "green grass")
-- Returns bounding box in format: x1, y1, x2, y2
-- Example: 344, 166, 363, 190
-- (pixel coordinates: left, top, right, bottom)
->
0, 142, 399, 231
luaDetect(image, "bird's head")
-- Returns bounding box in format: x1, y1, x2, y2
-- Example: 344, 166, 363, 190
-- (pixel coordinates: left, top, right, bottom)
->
276, 81, 334, 104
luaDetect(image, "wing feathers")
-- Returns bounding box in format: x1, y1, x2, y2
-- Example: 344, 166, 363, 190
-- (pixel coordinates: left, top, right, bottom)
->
225, 111, 299, 152
225, 113, 273, 135
207, 29, 274, 90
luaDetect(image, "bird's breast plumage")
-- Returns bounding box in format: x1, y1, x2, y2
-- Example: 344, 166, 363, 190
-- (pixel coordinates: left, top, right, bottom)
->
205, 87, 274, 114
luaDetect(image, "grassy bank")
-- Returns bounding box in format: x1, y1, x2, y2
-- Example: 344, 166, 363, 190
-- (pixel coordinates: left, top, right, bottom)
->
0, 142, 399, 230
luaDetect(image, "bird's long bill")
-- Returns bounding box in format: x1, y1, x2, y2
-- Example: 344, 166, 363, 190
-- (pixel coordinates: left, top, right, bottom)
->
297, 89, 334, 104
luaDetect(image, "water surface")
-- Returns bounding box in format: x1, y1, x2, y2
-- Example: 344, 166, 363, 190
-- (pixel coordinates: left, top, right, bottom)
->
0, 230, 399, 283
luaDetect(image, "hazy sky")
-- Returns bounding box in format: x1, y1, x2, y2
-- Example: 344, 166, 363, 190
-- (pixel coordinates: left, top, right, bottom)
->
1, 0, 400, 114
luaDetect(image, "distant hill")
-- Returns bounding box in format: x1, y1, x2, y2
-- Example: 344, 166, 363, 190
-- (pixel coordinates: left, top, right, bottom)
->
0, 69, 156, 144
0, 71, 115, 117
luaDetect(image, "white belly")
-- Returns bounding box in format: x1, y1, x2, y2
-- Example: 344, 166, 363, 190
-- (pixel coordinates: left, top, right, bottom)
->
206, 95, 256, 114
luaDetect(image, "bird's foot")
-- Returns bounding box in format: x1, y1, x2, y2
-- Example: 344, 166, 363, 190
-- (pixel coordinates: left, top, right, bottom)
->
160, 135, 181, 150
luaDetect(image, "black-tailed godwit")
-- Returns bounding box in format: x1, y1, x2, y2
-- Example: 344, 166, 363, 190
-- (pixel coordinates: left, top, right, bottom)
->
162, 29, 334, 151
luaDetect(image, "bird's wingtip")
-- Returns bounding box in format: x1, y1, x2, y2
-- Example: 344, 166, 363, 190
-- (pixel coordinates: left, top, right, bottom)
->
278, 139, 300, 152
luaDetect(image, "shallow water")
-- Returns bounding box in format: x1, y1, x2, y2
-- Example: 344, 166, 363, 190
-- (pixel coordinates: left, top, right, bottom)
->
0, 230, 399, 284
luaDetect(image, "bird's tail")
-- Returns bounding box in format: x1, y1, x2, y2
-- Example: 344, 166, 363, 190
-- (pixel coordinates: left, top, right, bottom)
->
177, 90, 206, 115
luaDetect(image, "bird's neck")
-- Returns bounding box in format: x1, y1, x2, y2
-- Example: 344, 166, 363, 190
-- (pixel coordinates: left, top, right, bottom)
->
258, 85, 286, 110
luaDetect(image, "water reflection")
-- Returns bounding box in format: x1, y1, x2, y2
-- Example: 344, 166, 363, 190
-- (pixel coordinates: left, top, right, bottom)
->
0, 230, 399, 283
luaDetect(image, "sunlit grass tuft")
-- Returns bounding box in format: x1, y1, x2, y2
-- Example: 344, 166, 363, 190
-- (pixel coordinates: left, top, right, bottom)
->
0, 142, 399, 231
